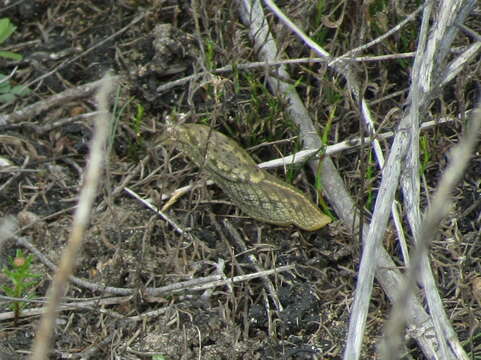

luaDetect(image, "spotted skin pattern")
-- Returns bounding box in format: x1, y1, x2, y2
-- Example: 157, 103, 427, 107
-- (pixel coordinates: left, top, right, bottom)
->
166, 124, 331, 231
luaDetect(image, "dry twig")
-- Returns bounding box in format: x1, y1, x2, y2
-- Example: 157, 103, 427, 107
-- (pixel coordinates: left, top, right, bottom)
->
395, 1, 476, 359
29, 73, 115, 360
15, 234, 294, 298
383, 105, 481, 359
223, 219, 283, 312
0, 77, 119, 126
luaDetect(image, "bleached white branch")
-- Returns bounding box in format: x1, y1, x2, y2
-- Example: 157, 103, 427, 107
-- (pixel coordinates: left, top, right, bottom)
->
236, 1, 448, 359
257, 117, 454, 169
395, 1, 477, 359
385, 106, 480, 360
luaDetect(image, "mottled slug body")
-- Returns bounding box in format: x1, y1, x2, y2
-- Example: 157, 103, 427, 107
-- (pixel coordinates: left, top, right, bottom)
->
166, 124, 331, 231
169, 124, 265, 183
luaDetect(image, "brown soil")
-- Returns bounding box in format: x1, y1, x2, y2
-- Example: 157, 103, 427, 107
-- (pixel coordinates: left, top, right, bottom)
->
0, 1, 480, 359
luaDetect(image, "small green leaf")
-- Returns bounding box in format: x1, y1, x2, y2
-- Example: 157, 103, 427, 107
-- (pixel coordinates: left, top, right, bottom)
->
0, 93, 17, 103
0, 78, 12, 92
11, 85, 30, 96
0, 50, 22, 60
152, 355, 166, 360
0, 18, 16, 44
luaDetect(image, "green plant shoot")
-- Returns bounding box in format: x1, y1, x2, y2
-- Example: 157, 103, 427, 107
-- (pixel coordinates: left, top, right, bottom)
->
0, 18, 31, 103
420, 135, 431, 174
0, 18, 22, 60
1, 249, 40, 320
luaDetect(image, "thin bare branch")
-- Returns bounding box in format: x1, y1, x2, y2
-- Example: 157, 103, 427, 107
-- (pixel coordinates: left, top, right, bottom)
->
15, 234, 294, 298
384, 105, 481, 360
397, 1, 476, 359
0, 76, 119, 126
29, 73, 115, 360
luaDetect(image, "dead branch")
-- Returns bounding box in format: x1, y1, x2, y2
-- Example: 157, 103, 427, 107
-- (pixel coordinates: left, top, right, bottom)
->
29, 73, 116, 360
384, 105, 481, 359
0, 77, 119, 126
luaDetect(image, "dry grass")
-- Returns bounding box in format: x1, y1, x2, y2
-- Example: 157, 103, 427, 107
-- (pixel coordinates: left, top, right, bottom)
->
0, 0, 480, 359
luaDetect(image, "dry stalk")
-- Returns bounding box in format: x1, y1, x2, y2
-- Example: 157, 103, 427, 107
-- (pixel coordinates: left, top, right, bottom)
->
28, 73, 115, 360
155, 53, 423, 93
15, 234, 293, 298
383, 106, 481, 359
0, 296, 132, 321
258, 117, 455, 170
397, 1, 476, 359
0, 77, 119, 126
223, 219, 283, 312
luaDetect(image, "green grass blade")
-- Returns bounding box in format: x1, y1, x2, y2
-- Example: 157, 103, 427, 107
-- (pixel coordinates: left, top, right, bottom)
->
0, 50, 22, 60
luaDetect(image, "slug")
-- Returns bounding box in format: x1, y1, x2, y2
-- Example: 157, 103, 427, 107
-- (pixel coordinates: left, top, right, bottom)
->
165, 123, 331, 231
